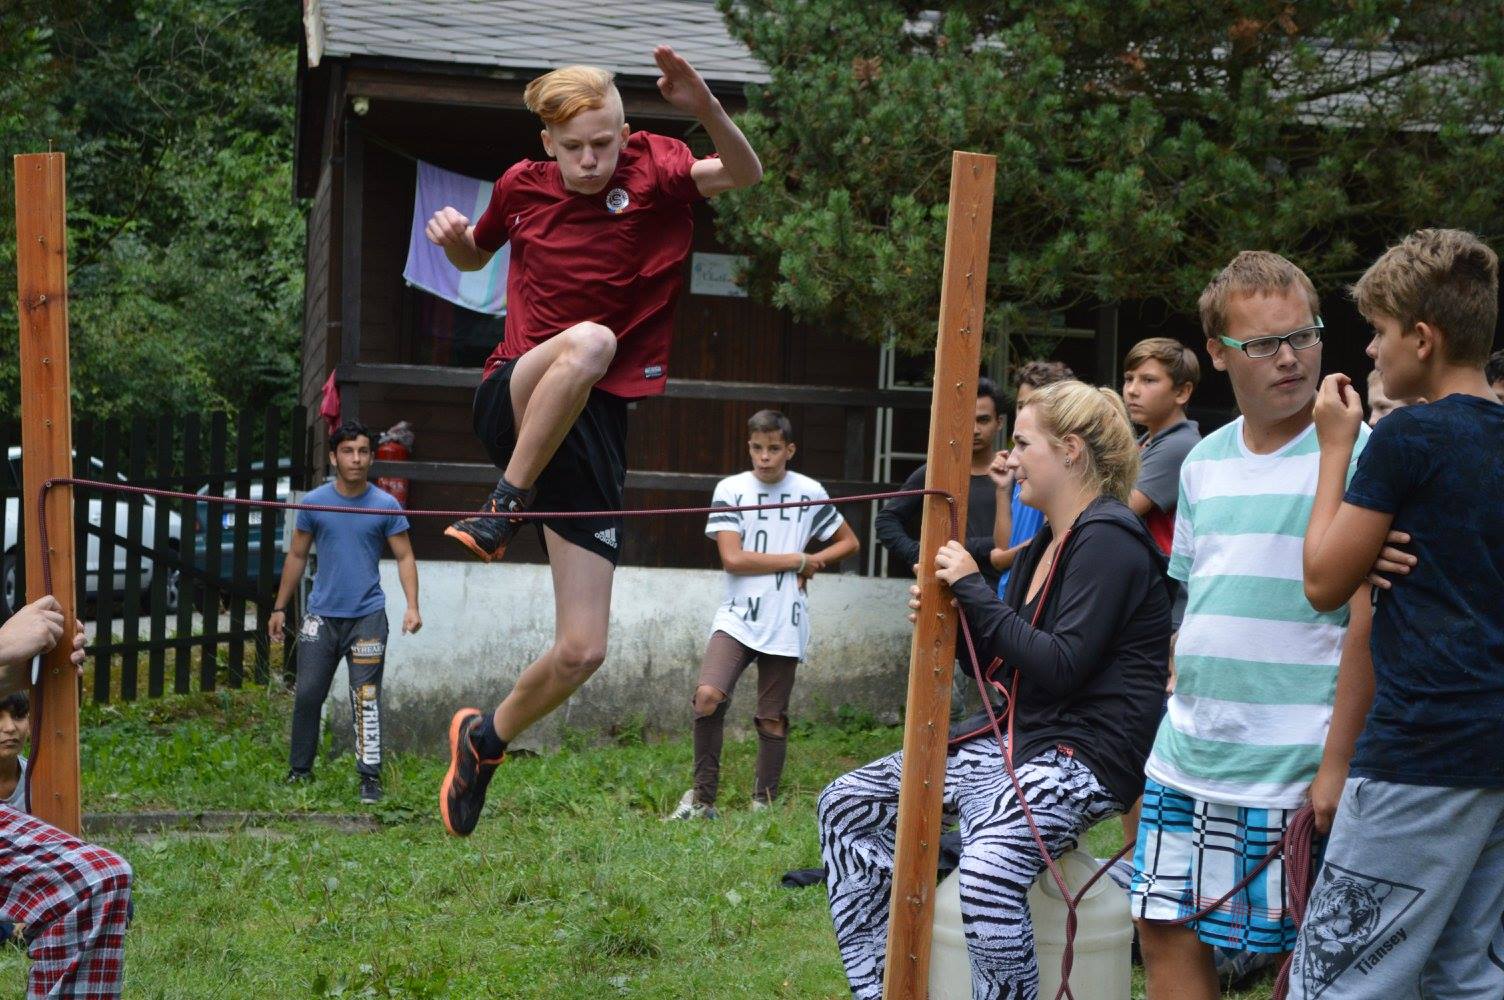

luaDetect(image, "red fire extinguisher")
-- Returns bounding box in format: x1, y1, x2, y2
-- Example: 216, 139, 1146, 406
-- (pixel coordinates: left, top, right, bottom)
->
375, 421, 414, 507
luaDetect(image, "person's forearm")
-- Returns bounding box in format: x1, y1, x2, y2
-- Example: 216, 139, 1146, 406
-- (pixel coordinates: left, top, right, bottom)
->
1304, 444, 1353, 581
273, 552, 308, 611
873, 512, 920, 568
1304, 443, 1358, 609
993, 488, 1013, 549
1320, 592, 1376, 773
444, 228, 491, 272
989, 542, 1026, 571
812, 536, 859, 569
397, 554, 420, 611
698, 101, 762, 187
723, 550, 805, 576
950, 573, 1093, 698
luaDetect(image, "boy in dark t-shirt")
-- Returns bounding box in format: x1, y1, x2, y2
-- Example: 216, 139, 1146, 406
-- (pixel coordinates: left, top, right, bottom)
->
1294, 228, 1504, 998
425, 48, 763, 837
874, 376, 1007, 589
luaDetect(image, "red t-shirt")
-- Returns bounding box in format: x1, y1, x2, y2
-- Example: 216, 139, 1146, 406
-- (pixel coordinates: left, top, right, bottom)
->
1145, 506, 1174, 557
471, 131, 708, 398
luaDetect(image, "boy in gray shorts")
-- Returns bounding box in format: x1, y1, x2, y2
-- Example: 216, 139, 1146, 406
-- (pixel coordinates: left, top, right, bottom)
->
268, 421, 421, 804
1297, 228, 1504, 997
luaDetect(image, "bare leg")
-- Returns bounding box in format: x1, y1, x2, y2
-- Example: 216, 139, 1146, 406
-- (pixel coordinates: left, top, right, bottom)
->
1121, 796, 1143, 849
502, 321, 616, 490
1139, 922, 1220, 1000
491, 528, 614, 741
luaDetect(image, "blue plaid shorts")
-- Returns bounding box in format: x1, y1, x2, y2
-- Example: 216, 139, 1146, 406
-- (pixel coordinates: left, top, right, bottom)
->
1129, 777, 1311, 953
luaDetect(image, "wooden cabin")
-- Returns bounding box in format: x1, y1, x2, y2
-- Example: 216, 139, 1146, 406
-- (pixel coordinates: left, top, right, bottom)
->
298, 1, 1375, 573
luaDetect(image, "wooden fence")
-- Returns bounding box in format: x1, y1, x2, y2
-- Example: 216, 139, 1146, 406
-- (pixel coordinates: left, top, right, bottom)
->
0, 406, 307, 701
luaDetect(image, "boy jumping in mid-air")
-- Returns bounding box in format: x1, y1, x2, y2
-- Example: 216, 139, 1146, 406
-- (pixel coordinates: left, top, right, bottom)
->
668, 411, 858, 820
1292, 228, 1504, 998
425, 47, 762, 836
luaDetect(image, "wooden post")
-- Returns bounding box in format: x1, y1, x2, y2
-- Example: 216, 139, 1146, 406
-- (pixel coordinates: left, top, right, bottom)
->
882, 150, 996, 999
13, 152, 82, 834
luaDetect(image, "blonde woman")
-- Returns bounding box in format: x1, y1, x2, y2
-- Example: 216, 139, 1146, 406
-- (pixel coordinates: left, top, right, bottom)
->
819, 380, 1173, 1000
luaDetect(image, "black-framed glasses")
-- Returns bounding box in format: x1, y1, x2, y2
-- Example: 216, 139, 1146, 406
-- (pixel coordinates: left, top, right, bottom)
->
1218, 318, 1324, 359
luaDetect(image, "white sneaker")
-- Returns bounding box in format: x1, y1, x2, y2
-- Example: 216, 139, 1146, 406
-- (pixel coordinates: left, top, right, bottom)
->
665, 789, 718, 820
750, 796, 771, 812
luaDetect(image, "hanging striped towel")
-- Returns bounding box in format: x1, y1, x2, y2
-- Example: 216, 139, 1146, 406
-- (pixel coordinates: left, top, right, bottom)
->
402, 160, 510, 316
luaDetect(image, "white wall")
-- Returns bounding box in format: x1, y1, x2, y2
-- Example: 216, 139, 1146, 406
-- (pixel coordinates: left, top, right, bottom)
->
323, 561, 915, 753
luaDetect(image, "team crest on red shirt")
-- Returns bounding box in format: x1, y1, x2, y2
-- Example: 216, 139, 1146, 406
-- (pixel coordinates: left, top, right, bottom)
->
605, 187, 630, 214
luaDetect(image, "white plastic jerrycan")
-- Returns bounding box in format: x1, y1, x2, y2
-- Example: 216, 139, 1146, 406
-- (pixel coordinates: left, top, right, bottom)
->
928, 848, 1132, 1000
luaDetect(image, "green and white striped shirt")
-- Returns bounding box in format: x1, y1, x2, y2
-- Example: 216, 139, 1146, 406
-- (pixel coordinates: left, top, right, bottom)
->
1144, 418, 1369, 808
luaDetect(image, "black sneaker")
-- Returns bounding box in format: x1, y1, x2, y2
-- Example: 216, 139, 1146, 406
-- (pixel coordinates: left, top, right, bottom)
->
439, 708, 504, 837
444, 480, 535, 563
360, 775, 383, 804
285, 769, 312, 785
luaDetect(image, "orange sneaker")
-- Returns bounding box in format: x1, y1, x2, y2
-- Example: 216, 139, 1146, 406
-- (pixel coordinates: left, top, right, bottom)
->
444, 480, 533, 563
439, 708, 504, 837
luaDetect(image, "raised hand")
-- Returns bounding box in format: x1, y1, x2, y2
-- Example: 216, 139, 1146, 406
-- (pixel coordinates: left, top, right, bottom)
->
1313, 373, 1363, 448
988, 450, 1014, 491
425, 206, 472, 250
653, 45, 716, 119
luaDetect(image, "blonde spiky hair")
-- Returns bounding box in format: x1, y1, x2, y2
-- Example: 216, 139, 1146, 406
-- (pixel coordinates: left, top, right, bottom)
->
523, 65, 623, 127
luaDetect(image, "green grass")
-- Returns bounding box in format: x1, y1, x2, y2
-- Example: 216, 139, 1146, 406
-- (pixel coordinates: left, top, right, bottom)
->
0, 690, 1277, 998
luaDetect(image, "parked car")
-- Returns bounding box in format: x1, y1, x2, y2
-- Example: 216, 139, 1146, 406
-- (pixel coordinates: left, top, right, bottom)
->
191, 473, 292, 607
2, 448, 184, 616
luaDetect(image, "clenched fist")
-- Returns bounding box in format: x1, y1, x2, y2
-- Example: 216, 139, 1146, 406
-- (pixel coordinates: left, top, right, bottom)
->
425, 206, 472, 250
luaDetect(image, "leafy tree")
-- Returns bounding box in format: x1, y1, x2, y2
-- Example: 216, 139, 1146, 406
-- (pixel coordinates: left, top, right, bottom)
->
714, 1, 1504, 353
0, 0, 303, 421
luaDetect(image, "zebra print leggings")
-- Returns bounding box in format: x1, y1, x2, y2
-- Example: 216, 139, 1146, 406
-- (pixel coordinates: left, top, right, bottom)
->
818, 737, 1120, 1000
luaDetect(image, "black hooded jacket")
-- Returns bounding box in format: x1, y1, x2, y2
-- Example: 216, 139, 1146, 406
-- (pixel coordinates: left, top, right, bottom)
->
947, 496, 1173, 809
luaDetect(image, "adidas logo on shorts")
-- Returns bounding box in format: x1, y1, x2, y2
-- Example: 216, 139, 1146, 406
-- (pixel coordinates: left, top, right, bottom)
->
594, 527, 618, 549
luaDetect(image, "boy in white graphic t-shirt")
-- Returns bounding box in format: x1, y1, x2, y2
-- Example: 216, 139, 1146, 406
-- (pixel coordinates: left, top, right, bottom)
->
668, 410, 859, 819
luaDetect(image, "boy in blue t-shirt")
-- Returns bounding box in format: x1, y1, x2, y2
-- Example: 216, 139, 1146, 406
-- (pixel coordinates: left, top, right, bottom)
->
993, 360, 1072, 594
1294, 228, 1504, 998
268, 421, 421, 804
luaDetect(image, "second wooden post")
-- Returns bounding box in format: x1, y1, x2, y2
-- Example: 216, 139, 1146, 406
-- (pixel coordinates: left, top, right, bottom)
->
14, 152, 82, 834
882, 150, 996, 999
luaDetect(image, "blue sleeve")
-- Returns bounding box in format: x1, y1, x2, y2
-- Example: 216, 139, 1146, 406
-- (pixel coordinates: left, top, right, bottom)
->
1344, 413, 1417, 515
296, 507, 316, 535
387, 512, 411, 537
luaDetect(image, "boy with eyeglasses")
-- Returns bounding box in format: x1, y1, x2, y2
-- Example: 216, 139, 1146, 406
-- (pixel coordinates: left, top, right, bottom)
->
1132, 252, 1376, 1000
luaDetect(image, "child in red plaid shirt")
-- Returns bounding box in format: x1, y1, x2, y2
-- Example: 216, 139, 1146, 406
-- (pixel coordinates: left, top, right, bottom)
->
0, 597, 131, 999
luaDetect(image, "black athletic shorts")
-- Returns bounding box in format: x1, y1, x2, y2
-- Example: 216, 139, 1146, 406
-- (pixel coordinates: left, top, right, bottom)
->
472, 358, 627, 565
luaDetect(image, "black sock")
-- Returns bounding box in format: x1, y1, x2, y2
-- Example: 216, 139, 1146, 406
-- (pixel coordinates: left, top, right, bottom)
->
495, 476, 533, 510
470, 711, 508, 760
